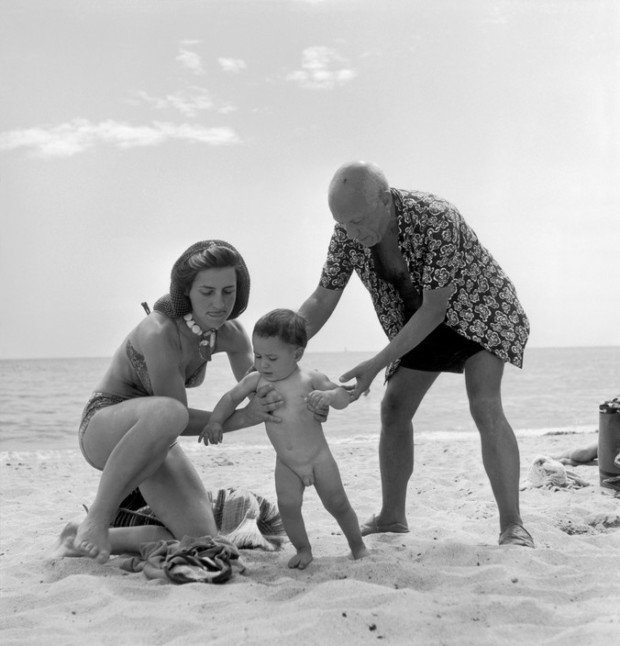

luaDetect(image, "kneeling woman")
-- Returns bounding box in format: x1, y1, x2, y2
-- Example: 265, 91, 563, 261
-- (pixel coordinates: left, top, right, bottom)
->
60, 240, 281, 563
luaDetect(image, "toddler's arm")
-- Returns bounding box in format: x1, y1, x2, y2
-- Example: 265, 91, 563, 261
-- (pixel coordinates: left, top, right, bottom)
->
307, 370, 352, 411
199, 373, 261, 445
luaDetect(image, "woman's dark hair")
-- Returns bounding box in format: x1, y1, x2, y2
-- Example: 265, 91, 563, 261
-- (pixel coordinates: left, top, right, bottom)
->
153, 240, 250, 319
175, 245, 239, 295
253, 309, 308, 348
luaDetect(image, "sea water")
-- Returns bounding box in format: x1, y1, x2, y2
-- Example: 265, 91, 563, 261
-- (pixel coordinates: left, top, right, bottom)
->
1, 347, 618, 453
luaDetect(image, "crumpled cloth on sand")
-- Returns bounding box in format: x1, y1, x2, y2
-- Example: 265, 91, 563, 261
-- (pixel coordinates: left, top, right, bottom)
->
112, 487, 286, 551
116, 535, 244, 584
521, 455, 590, 491
211, 487, 285, 551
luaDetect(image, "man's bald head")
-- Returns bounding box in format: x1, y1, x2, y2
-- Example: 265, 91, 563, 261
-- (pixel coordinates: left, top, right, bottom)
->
326, 161, 392, 247
327, 161, 389, 218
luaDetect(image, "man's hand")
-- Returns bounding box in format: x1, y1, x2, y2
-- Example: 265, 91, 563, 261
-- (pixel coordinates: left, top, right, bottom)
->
339, 359, 381, 401
246, 382, 284, 423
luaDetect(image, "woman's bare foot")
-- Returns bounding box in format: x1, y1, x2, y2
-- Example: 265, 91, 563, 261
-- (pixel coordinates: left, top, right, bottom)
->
288, 547, 313, 569
74, 515, 112, 564
50, 522, 84, 558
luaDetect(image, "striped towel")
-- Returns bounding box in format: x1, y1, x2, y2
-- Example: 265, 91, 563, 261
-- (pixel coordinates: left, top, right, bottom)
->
117, 534, 245, 584
112, 487, 286, 551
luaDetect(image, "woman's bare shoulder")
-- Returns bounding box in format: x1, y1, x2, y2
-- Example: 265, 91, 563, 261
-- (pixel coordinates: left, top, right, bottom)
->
131, 312, 180, 352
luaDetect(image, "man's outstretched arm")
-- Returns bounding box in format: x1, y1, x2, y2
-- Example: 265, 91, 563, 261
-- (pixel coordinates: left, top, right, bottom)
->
298, 286, 343, 339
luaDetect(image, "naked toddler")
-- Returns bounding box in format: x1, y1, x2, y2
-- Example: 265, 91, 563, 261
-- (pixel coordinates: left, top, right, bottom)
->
200, 308, 368, 569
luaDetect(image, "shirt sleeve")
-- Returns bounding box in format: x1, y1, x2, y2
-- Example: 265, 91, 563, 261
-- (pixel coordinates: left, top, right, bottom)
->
420, 201, 461, 290
319, 225, 355, 290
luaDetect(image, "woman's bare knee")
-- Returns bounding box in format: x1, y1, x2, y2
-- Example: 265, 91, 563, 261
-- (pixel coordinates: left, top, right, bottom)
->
146, 397, 189, 438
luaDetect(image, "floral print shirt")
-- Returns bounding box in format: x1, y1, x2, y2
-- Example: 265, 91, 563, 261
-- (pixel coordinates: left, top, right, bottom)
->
319, 188, 530, 375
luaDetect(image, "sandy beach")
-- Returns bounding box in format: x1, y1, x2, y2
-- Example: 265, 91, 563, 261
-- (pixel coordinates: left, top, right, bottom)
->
1, 429, 619, 645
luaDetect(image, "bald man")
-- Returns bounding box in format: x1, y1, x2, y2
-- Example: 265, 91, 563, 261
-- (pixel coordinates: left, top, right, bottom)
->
298, 161, 534, 548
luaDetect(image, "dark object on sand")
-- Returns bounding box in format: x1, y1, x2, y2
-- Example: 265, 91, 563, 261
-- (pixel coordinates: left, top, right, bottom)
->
599, 396, 620, 491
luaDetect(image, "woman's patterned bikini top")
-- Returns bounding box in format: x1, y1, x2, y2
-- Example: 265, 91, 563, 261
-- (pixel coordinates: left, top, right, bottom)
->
125, 339, 207, 395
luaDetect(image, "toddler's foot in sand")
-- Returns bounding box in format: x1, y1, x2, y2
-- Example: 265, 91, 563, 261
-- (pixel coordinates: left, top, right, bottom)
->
74, 516, 111, 564
288, 548, 313, 569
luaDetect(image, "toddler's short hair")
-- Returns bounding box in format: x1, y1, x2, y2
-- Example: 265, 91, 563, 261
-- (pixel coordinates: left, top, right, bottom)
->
253, 309, 308, 348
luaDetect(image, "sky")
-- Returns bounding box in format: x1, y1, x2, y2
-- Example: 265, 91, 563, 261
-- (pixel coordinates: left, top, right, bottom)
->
1, 0, 618, 360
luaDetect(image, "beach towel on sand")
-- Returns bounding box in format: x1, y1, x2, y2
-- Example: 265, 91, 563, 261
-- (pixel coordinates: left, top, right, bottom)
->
116, 535, 245, 584
112, 487, 286, 551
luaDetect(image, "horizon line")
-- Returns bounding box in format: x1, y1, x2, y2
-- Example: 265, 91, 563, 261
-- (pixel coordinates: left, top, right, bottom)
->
1, 344, 619, 362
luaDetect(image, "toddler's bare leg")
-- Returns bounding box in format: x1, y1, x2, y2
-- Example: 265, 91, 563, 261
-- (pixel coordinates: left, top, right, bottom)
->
275, 458, 313, 569
314, 452, 368, 560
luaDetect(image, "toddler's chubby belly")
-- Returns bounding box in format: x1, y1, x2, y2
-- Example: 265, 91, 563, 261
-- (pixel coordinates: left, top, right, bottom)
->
266, 425, 328, 467
277, 443, 327, 468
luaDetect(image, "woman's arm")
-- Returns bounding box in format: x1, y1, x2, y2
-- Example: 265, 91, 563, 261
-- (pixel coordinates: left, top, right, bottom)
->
138, 314, 191, 404
212, 374, 260, 426
183, 381, 280, 436
136, 315, 283, 435
198, 373, 260, 444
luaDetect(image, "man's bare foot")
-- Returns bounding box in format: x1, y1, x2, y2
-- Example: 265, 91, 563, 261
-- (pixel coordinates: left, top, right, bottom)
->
74, 516, 112, 564
360, 514, 409, 537
350, 543, 369, 560
288, 548, 313, 569
50, 522, 85, 558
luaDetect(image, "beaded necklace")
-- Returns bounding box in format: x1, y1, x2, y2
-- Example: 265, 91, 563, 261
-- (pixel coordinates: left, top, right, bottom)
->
183, 313, 216, 361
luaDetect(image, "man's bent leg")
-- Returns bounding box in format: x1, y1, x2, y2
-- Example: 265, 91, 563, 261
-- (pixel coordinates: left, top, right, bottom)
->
464, 351, 533, 546
362, 368, 439, 535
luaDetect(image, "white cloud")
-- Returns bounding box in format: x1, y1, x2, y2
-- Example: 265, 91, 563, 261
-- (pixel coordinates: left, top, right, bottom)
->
0, 119, 241, 158
177, 47, 204, 75
132, 87, 214, 117
286, 46, 357, 89
218, 103, 238, 114
218, 57, 247, 73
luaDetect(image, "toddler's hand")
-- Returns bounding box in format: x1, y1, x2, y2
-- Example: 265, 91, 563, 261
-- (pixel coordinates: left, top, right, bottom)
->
199, 422, 223, 445
307, 390, 331, 410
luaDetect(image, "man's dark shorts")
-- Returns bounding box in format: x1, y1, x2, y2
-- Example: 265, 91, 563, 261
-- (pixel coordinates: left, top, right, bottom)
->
398, 324, 484, 374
